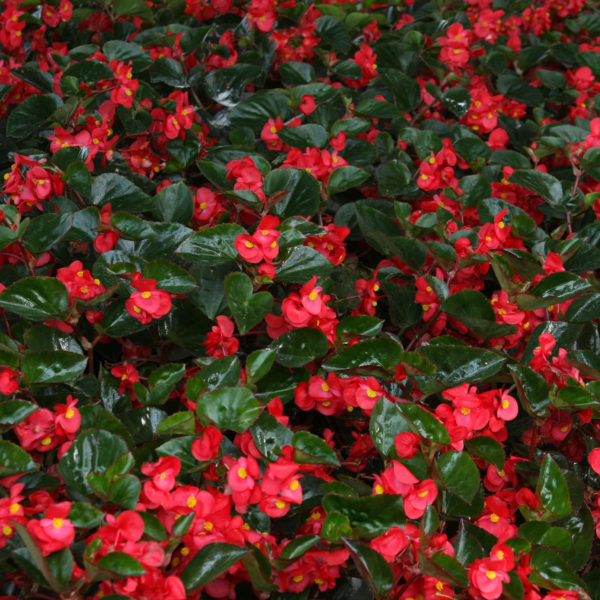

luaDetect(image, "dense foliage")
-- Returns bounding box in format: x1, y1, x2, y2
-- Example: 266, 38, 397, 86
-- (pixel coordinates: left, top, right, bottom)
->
1, 0, 600, 598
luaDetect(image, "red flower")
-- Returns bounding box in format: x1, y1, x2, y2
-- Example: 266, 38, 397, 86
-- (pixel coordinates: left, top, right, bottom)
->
0, 368, 18, 395
54, 395, 80, 438
192, 426, 223, 461
26, 502, 75, 556
111, 363, 140, 396
299, 94, 316, 115
589, 447, 600, 475
126, 272, 172, 324
203, 315, 239, 358
56, 260, 106, 301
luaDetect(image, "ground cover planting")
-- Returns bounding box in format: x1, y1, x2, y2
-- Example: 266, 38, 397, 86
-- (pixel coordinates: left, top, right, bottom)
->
1, 0, 600, 598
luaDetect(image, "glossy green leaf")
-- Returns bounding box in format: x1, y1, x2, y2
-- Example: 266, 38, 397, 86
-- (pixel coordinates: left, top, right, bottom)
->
177, 224, 245, 265
369, 397, 412, 457
323, 494, 405, 536
68, 503, 104, 528
0, 400, 37, 426
111, 212, 155, 239
91, 173, 151, 212
58, 430, 130, 494
250, 412, 293, 461
97, 552, 146, 577
278, 124, 328, 149
196, 387, 261, 433
6, 93, 62, 138
21, 351, 87, 384
275, 245, 334, 286
0, 441, 38, 476
22, 214, 72, 254
509, 169, 563, 205
264, 168, 321, 218
292, 430, 339, 466
323, 338, 403, 373
531, 547, 586, 591
441, 87, 471, 118
465, 437, 505, 470
437, 450, 480, 503
342, 539, 393, 599
280, 535, 320, 560
327, 166, 370, 195
537, 455, 571, 517
225, 272, 273, 335
271, 327, 329, 368
154, 181, 194, 224
180, 543, 249, 592
398, 402, 451, 444
0, 277, 69, 320
418, 344, 506, 385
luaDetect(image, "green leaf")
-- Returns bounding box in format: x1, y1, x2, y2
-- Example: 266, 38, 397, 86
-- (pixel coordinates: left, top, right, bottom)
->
465, 437, 505, 470
229, 93, 291, 132
323, 339, 403, 373
271, 327, 329, 368
397, 402, 450, 444
6, 94, 62, 138
11, 64, 53, 93
322, 512, 353, 542
538, 455, 571, 517
246, 349, 276, 381
419, 552, 469, 587
531, 547, 586, 591
225, 272, 273, 335
196, 387, 261, 433
0, 400, 37, 426
441, 87, 471, 118
369, 398, 412, 456
113, 0, 152, 19
21, 351, 87, 384
316, 15, 353, 53
337, 316, 383, 338
527, 272, 592, 307
418, 344, 506, 385
0, 441, 38, 476
144, 259, 196, 294
278, 124, 328, 150
0, 277, 69, 320
155, 436, 196, 471
509, 170, 563, 205
198, 356, 241, 390
110, 212, 155, 240
58, 430, 130, 494
181, 543, 249, 592
140, 512, 167, 541
103, 40, 152, 72
327, 166, 370, 195
68, 503, 104, 528
62, 60, 113, 85
97, 552, 146, 577
91, 173, 151, 212
250, 412, 293, 461
565, 293, 600, 322
323, 494, 405, 536
176, 224, 245, 265
22, 214, 72, 254
154, 181, 194, 224
442, 290, 517, 339
342, 539, 394, 598
377, 160, 412, 198
65, 161, 92, 198
437, 450, 480, 503
275, 245, 333, 283
156, 411, 196, 436
108, 474, 141, 509
278, 61, 316, 84
101, 299, 146, 337
280, 535, 320, 560
292, 430, 339, 466
264, 169, 321, 218
509, 364, 550, 416
453, 521, 486, 566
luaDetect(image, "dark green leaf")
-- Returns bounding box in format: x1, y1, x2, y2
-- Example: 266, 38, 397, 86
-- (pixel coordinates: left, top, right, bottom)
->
176, 224, 245, 265
509, 170, 563, 205
196, 387, 261, 433
91, 173, 151, 212
531, 547, 585, 591
465, 437, 505, 470
342, 539, 394, 598
181, 543, 249, 592
275, 245, 333, 283
0, 400, 37, 426
22, 214, 72, 254
437, 450, 480, 503
264, 169, 320, 218
6, 94, 62, 138
278, 124, 328, 150
21, 352, 87, 384
272, 328, 329, 368
327, 166, 370, 195
323, 338, 403, 373
280, 535, 320, 560
0, 277, 69, 320
538, 455, 571, 517
0, 441, 38, 476
154, 181, 194, 224
97, 553, 146, 577
292, 430, 339, 466
398, 402, 450, 444
441, 87, 471, 118
144, 259, 196, 294
225, 272, 273, 335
